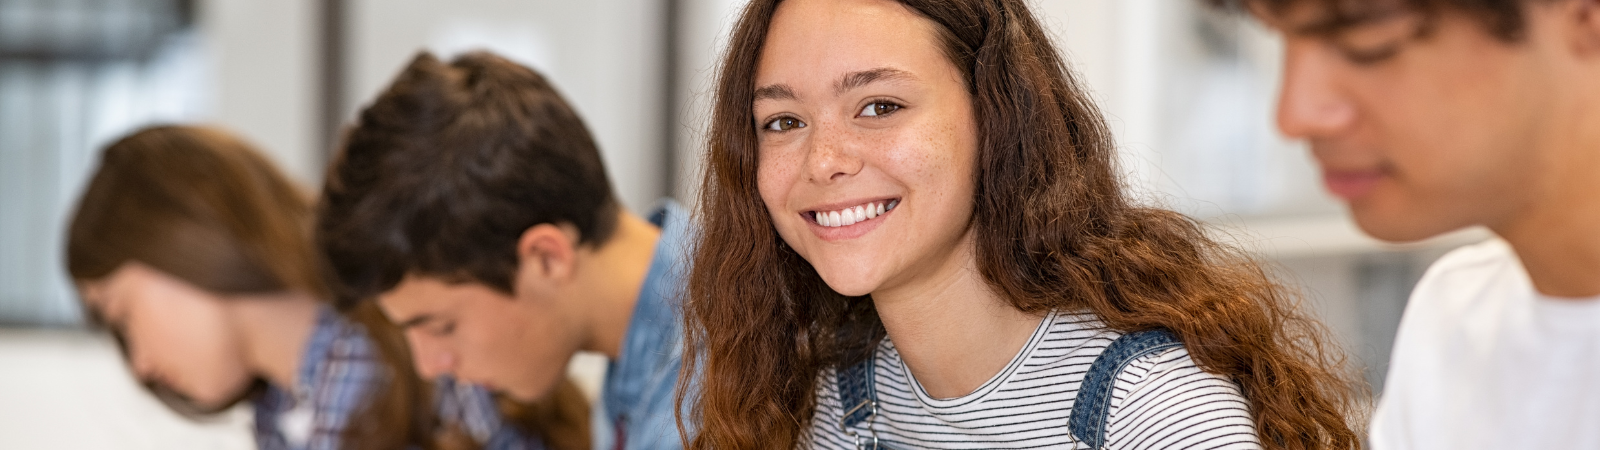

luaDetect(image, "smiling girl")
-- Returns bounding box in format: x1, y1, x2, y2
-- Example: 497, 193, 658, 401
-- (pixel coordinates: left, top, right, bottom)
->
679, 0, 1360, 449
65, 125, 585, 450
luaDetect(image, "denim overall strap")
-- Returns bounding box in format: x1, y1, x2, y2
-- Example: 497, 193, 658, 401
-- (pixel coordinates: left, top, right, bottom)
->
1068, 329, 1183, 449
836, 348, 881, 450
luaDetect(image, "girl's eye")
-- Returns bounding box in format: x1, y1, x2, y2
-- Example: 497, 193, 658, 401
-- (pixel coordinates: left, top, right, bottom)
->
859, 102, 900, 117
764, 117, 806, 132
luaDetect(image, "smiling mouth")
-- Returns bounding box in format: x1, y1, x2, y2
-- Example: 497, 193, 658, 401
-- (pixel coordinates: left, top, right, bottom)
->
809, 199, 899, 228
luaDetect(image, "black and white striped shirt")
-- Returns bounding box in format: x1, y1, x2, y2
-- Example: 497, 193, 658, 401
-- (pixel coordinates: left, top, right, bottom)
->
807, 311, 1261, 449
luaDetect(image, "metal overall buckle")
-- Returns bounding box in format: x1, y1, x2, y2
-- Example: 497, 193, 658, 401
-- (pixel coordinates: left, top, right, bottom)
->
840, 398, 881, 450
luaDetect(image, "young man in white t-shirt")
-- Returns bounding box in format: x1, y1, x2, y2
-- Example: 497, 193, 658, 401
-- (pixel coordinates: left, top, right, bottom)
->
1209, 0, 1600, 447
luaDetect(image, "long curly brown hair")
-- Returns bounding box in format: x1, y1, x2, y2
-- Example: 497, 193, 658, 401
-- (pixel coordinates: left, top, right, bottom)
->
678, 0, 1363, 448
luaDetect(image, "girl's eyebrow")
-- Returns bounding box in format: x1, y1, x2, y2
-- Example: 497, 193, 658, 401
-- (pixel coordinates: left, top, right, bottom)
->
82, 300, 110, 326
834, 67, 916, 94
754, 84, 797, 102
753, 67, 917, 103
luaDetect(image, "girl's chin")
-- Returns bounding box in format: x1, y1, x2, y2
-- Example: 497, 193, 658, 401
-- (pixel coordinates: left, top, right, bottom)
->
817, 274, 880, 298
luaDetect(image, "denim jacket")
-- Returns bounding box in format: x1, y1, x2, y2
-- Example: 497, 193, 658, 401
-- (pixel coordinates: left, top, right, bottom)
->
593, 200, 694, 450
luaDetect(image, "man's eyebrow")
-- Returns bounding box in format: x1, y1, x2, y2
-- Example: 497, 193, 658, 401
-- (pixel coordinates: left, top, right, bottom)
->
835, 67, 916, 95
395, 313, 434, 329
1289, 6, 1412, 36
754, 84, 796, 102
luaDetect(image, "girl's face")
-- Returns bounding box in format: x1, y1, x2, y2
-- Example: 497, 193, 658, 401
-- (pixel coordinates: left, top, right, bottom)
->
79, 262, 254, 410
754, 0, 979, 297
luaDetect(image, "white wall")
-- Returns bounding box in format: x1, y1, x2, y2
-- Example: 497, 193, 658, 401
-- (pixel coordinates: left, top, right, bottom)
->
201, 0, 322, 186
671, 0, 744, 205
345, 0, 671, 214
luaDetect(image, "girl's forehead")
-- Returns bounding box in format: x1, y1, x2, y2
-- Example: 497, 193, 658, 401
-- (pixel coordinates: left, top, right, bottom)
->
77, 278, 113, 303
760, 0, 938, 64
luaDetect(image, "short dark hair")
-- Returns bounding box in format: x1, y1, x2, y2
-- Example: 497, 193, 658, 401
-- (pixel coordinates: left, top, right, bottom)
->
319, 51, 618, 306
1210, 0, 1558, 41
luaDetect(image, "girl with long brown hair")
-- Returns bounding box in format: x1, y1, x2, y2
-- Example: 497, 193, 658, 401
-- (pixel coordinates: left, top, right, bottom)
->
680, 0, 1361, 448
65, 125, 587, 450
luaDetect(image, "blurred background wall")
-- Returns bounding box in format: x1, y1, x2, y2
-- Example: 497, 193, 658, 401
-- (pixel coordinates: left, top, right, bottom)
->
0, 0, 1486, 447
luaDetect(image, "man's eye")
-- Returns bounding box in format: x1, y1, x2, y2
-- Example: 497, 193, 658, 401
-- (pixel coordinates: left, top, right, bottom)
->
763, 117, 806, 132
1331, 12, 1420, 66
1338, 42, 1402, 65
433, 323, 455, 336
859, 102, 901, 117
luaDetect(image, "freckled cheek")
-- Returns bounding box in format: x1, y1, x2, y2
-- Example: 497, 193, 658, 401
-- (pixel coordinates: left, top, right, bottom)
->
878, 129, 972, 195
756, 152, 801, 217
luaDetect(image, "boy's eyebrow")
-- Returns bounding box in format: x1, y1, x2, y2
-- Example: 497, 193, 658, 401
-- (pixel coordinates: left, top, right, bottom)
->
395, 314, 434, 329
1287, 5, 1412, 36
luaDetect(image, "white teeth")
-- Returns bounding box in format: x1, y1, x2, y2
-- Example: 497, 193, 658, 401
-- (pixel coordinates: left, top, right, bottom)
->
812, 200, 898, 228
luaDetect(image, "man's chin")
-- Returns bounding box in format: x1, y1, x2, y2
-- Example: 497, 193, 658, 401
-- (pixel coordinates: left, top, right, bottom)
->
1349, 204, 1463, 243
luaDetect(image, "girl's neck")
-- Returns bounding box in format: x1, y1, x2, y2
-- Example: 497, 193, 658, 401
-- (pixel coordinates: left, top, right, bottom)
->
870, 232, 1045, 399
227, 291, 322, 391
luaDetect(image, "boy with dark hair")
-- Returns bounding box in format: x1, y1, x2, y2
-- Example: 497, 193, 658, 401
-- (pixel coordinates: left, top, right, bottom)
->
1211, 0, 1600, 447
318, 51, 690, 450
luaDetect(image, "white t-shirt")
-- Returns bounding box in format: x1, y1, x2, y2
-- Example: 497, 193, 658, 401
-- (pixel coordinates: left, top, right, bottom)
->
807, 311, 1261, 449
1371, 238, 1600, 449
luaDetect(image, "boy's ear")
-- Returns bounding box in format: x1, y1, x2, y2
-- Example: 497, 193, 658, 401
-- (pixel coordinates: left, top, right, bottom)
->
516, 223, 579, 285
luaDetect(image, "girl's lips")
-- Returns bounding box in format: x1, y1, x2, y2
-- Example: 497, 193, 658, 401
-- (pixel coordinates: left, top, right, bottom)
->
807, 199, 898, 228
802, 199, 898, 241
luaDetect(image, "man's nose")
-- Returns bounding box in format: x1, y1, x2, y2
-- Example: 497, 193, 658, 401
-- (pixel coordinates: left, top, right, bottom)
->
408, 335, 456, 379
1276, 42, 1358, 139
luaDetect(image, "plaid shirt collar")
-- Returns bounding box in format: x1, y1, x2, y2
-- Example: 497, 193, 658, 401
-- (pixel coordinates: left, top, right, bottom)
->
254, 305, 381, 450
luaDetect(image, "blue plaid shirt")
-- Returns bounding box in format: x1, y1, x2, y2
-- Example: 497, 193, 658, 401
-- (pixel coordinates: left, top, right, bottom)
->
254, 306, 544, 450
